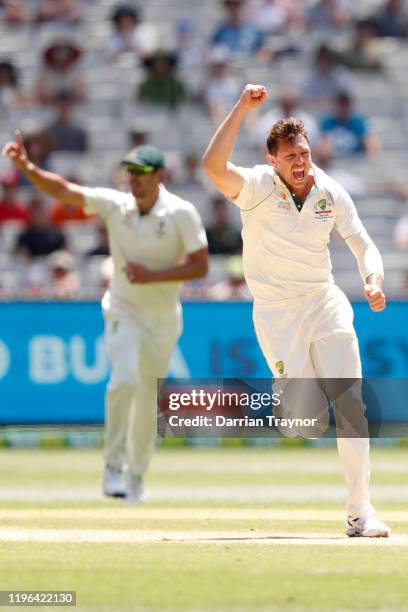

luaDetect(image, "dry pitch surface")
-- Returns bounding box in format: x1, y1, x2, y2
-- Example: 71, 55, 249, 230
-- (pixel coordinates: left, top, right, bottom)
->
1, 447, 408, 611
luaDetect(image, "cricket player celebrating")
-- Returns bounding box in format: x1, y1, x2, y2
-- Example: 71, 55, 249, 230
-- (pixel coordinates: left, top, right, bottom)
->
3, 134, 208, 503
202, 84, 390, 537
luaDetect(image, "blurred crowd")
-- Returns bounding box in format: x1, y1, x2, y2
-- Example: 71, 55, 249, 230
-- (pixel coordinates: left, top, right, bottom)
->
1, 0, 408, 300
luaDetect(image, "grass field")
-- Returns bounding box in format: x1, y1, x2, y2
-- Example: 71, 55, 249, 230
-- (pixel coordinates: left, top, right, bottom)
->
1, 446, 408, 611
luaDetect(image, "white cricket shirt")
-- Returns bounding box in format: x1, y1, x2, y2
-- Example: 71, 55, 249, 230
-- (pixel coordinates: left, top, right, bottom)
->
83, 184, 207, 317
231, 163, 372, 303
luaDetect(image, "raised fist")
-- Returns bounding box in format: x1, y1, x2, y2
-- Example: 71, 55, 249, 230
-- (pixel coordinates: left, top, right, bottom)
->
237, 84, 268, 110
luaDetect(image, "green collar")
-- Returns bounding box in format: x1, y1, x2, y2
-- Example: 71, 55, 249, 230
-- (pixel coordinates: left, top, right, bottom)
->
290, 184, 319, 213
291, 191, 304, 212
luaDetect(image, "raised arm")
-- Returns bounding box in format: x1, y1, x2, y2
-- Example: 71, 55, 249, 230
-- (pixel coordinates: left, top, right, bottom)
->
202, 84, 268, 200
2, 130, 86, 207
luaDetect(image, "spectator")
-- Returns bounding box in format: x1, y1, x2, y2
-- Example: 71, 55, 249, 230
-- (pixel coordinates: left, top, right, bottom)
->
314, 139, 397, 198
338, 19, 384, 72
86, 225, 110, 257
202, 45, 242, 125
174, 17, 201, 69
320, 91, 381, 159
205, 196, 242, 255
178, 151, 205, 188
33, 0, 84, 25
245, 0, 304, 35
0, 172, 29, 224
394, 214, 408, 250
128, 124, 150, 147
45, 90, 88, 152
35, 40, 85, 106
105, 3, 158, 61
18, 129, 53, 187
50, 199, 90, 225
301, 44, 354, 112
393, 183, 408, 250
253, 87, 320, 150
313, 139, 367, 198
0, 60, 27, 115
211, 0, 266, 55
137, 51, 187, 108
371, 0, 408, 38
15, 196, 67, 261
49, 177, 91, 225
48, 250, 80, 299
206, 255, 252, 300
306, 0, 351, 32
0, 0, 29, 24
24, 264, 48, 299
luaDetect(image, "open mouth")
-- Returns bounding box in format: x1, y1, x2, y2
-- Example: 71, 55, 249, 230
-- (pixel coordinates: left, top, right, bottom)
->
292, 169, 305, 181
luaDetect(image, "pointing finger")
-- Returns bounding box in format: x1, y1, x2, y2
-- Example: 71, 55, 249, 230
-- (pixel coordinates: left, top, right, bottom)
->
15, 130, 23, 146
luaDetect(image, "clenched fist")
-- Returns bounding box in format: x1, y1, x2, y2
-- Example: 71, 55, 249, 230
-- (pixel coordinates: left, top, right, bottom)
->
237, 84, 268, 111
364, 283, 386, 312
123, 261, 154, 284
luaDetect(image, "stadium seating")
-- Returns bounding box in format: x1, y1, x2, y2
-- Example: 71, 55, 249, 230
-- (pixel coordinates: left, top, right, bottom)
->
1, 0, 408, 299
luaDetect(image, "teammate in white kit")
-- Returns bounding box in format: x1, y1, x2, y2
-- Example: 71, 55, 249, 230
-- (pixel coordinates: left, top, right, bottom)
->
202, 84, 390, 537
3, 134, 208, 503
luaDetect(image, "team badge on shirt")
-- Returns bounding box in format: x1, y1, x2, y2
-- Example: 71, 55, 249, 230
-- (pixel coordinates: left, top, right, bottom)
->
313, 197, 334, 221
277, 191, 290, 211
275, 360, 285, 376
156, 220, 166, 236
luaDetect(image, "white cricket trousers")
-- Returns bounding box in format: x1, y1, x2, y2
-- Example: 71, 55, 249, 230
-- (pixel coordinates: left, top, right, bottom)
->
103, 309, 181, 477
253, 284, 373, 519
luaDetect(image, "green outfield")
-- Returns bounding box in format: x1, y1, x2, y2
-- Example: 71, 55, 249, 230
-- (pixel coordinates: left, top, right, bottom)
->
1, 447, 408, 611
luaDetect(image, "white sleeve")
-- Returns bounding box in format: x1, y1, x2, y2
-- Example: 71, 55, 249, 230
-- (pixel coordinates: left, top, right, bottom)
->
173, 204, 208, 254
334, 187, 384, 281
345, 230, 384, 282
334, 186, 364, 239
230, 165, 276, 211
82, 187, 121, 219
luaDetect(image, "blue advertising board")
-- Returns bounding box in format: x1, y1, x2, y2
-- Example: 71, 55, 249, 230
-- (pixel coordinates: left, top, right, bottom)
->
0, 301, 407, 424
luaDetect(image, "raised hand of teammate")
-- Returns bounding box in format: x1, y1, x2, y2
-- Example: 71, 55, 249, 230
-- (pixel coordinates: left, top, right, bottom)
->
237, 84, 268, 111
364, 283, 386, 312
2, 130, 30, 172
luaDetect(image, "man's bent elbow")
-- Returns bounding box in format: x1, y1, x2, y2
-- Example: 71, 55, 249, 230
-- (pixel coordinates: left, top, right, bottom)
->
194, 258, 209, 279
201, 153, 222, 179
201, 155, 213, 177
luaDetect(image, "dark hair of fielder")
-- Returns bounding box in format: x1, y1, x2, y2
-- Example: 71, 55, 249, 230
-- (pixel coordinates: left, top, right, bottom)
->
266, 117, 309, 155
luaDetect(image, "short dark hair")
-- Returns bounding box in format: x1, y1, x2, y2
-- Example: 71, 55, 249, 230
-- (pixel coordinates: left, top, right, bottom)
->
0, 61, 18, 87
266, 117, 308, 155
111, 4, 139, 26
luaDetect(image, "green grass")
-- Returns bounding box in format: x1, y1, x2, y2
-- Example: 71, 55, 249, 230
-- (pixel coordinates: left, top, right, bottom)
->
1, 447, 408, 611
3, 542, 408, 612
